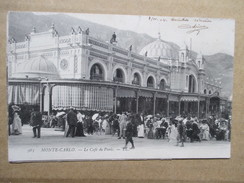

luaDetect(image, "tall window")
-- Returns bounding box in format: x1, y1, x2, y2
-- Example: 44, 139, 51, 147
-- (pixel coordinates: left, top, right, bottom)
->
159, 79, 166, 90
147, 76, 154, 88
181, 53, 184, 62
90, 63, 104, 80
113, 68, 124, 83
132, 73, 141, 85
188, 75, 196, 93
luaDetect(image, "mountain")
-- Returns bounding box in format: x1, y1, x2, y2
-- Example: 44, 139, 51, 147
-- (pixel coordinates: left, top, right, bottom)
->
8, 12, 156, 53
204, 53, 234, 98
8, 12, 234, 98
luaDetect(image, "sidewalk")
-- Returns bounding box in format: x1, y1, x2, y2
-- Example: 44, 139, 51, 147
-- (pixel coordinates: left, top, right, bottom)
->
8, 125, 231, 162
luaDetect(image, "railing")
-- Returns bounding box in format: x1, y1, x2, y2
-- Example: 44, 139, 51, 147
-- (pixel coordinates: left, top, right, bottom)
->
16, 43, 26, 49
90, 74, 104, 80
89, 38, 109, 49
113, 77, 124, 83
147, 83, 154, 88
132, 80, 140, 85
59, 36, 71, 44
112, 47, 128, 56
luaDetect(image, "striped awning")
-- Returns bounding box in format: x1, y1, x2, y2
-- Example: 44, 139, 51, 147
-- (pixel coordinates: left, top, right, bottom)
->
180, 96, 199, 102
139, 90, 153, 98
169, 95, 179, 102
52, 84, 113, 112
8, 83, 40, 105
156, 93, 167, 98
117, 88, 136, 98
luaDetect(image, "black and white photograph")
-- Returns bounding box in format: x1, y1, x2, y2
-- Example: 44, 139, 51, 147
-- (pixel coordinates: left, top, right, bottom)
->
7, 12, 234, 162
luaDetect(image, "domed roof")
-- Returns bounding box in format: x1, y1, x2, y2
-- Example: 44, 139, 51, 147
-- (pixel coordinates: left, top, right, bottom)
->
14, 56, 59, 79
140, 35, 179, 60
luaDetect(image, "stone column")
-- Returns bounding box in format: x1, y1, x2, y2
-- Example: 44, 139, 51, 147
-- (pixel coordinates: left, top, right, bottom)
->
136, 90, 139, 114
114, 86, 118, 114
178, 100, 181, 116
39, 83, 43, 113
167, 94, 170, 117
197, 96, 200, 119
153, 92, 157, 116
205, 98, 209, 118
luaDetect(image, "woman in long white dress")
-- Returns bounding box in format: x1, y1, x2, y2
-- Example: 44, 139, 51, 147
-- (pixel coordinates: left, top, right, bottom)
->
137, 123, 144, 138
200, 121, 210, 140
12, 112, 22, 135
103, 117, 111, 135
168, 121, 178, 144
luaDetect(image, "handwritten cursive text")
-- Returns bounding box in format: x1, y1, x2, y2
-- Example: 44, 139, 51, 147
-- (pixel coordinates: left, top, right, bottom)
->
178, 24, 208, 35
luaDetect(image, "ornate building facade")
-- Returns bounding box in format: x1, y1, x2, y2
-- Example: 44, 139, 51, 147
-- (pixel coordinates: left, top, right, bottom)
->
7, 25, 229, 118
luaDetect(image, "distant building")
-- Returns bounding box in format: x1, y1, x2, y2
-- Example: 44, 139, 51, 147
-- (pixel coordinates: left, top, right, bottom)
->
7, 25, 230, 118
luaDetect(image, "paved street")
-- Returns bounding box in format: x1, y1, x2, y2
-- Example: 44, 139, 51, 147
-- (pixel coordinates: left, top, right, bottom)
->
8, 125, 231, 162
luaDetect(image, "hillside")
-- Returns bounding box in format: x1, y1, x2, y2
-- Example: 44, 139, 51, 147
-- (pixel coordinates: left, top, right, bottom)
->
204, 53, 234, 98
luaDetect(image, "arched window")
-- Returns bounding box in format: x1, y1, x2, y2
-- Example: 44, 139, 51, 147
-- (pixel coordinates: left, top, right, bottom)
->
204, 89, 207, 94
132, 73, 141, 85
188, 74, 196, 93
90, 63, 104, 80
147, 76, 154, 88
113, 68, 124, 83
209, 90, 212, 95
159, 79, 166, 90
181, 53, 184, 62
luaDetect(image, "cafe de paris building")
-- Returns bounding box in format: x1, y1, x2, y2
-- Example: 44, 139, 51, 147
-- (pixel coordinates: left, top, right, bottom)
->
7, 25, 230, 118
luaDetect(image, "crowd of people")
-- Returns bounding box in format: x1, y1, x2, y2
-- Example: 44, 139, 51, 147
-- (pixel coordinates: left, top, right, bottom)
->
8, 104, 231, 148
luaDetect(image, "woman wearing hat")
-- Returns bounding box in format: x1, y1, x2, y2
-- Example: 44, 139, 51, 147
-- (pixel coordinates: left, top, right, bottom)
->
11, 105, 22, 135
200, 119, 210, 141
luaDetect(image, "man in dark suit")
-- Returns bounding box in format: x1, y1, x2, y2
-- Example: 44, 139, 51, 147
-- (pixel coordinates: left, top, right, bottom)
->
66, 107, 77, 138
123, 116, 135, 149
30, 109, 42, 138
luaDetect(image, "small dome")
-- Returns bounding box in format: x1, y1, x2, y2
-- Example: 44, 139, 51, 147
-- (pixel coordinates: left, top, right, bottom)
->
14, 56, 59, 79
140, 37, 179, 60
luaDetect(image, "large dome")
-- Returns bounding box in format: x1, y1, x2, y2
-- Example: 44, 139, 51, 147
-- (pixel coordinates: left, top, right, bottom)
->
140, 37, 179, 60
14, 56, 59, 79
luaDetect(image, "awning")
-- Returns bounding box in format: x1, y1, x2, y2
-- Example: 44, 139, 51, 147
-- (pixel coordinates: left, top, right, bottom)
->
117, 88, 136, 98
200, 97, 206, 101
169, 95, 179, 102
8, 83, 40, 105
52, 84, 113, 112
156, 93, 167, 99
180, 96, 199, 102
139, 90, 153, 98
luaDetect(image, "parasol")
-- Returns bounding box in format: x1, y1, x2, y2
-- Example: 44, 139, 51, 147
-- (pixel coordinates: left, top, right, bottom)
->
92, 113, 99, 120
56, 112, 65, 117
12, 105, 21, 111
175, 116, 183, 121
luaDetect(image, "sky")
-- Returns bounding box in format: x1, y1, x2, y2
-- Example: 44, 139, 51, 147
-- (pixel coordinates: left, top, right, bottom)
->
34, 12, 235, 56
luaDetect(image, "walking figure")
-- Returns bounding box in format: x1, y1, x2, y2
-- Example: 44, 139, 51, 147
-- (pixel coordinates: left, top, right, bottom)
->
123, 117, 135, 149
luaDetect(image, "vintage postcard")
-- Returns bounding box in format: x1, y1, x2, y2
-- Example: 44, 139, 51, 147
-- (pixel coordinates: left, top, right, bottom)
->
7, 12, 234, 162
